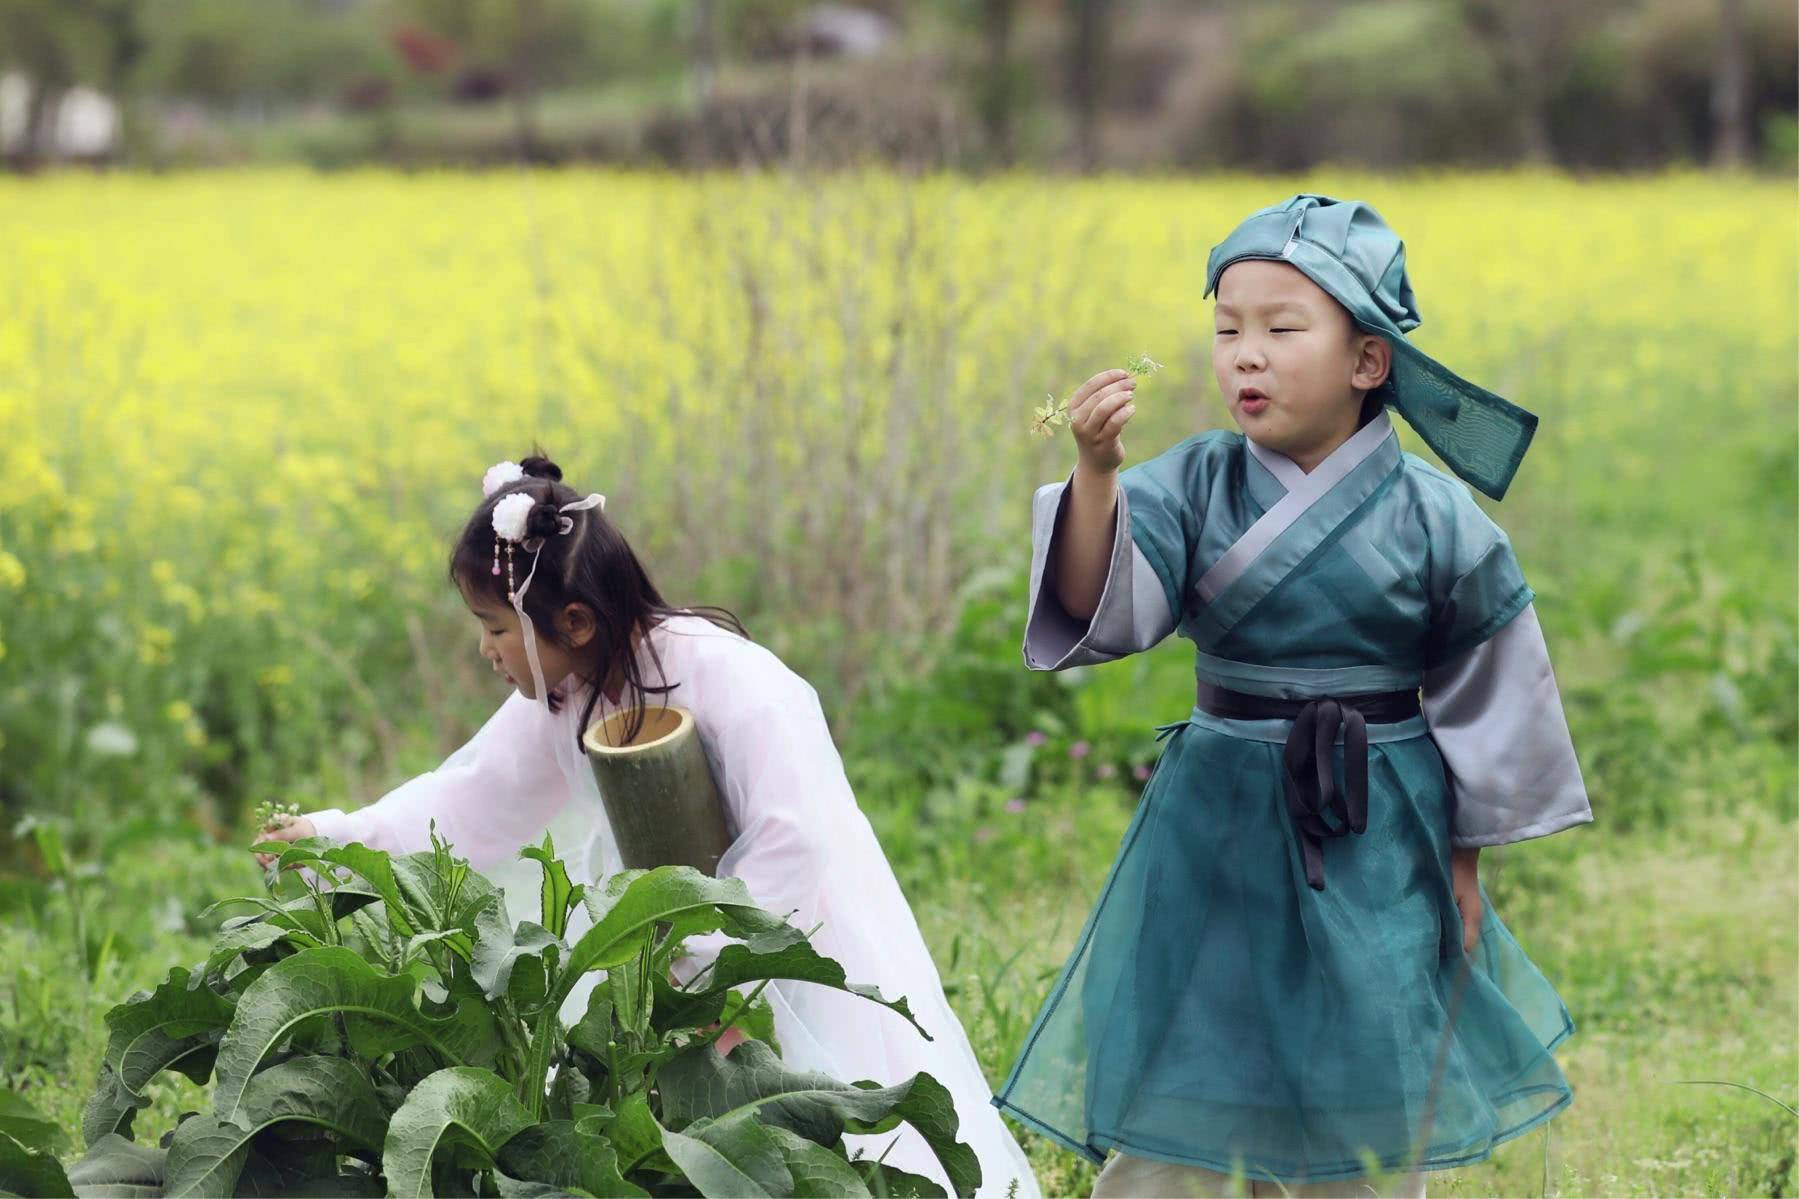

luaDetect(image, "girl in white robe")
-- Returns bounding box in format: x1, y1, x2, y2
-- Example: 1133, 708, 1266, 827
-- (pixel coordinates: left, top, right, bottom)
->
257, 454, 1040, 1199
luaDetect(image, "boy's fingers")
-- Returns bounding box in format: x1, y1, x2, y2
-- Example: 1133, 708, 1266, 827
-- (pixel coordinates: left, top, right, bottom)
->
1081, 389, 1134, 436
1099, 403, 1137, 439
1073, 379, 1135, 429
1072, 370, 1128, 407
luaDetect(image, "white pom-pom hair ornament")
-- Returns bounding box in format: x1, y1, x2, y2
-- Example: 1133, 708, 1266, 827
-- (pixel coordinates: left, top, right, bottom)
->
491, 492, 536, 543
482, 460, 527, 498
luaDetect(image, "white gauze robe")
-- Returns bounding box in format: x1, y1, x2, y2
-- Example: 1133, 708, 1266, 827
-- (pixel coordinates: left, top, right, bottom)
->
306, 613, 1040, 1199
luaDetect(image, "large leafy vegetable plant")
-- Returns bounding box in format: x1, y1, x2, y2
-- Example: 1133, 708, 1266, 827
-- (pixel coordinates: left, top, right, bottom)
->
4, 833, 978, 1198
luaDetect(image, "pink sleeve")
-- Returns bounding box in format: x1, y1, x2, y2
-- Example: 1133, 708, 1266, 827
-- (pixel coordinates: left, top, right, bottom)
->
306, 692, 575, 871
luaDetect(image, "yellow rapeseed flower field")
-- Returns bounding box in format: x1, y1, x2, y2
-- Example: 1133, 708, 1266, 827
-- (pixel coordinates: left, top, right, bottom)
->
0, 168, 1791, 828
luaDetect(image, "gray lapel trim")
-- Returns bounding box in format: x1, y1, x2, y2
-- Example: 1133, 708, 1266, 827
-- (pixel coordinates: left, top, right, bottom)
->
1197, 411, 1395, 603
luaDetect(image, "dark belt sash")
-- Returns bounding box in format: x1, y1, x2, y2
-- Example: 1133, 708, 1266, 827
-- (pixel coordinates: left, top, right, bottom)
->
1195, 681, 1422, 892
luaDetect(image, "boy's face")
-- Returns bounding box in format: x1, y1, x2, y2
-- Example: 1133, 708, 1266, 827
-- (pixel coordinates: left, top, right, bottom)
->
1210, 260, 1391, 467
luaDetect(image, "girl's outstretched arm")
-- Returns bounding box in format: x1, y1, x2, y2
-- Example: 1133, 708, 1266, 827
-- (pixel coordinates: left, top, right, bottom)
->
297, 691, 576, 869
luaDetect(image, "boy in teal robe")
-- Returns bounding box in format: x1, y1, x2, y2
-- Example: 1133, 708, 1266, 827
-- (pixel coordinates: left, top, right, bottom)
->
993, 195, 1592, 1197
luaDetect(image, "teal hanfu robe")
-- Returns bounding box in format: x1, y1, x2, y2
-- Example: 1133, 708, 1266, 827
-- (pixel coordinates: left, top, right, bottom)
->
992, 411, 1593, 1185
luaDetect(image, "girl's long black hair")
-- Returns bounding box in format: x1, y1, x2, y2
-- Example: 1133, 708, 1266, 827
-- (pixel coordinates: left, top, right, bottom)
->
449, 453, 748, 748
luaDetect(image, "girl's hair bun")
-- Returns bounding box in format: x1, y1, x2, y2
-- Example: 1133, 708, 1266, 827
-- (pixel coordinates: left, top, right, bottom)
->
519, 455, 562, 482
524, 500, 563, 539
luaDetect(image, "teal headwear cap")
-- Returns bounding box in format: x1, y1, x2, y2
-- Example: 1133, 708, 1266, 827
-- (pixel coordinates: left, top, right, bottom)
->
1203, 194, 1536, 500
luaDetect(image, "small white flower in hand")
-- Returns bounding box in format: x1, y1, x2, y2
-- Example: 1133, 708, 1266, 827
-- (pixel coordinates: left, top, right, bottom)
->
492, 492, 535, 542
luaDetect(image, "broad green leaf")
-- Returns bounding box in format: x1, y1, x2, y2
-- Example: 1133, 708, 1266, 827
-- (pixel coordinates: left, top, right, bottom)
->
855, 1160, 949, 1198
607, 1092, 674, 1176
665, 938, 928, 1039
85, 969, 232, 1144
65, 1133, 166, 1198
164, 1057, 389, 1196
380, 1067, 534, 1199
0, 1129, 72, 1198
560, 869, 800, 1000
245, 839, 424, 941
545, 1062, 593, 1121
388, 841, 500, 957
716, 989, 781, 1054
348, 904, 402, 969
432, 971, 502, 1070
239, 1168, 385, 1198
469, 901, 558, 1009
232, 1137, 373, 1198
661, 1115, 788, 1198
80, 1065, 150, 1147
313, 843, 415, 935
670, 1115, 884, 1197
212, 948, 479, 1127
196, 920, 292, 981
519, 836, 583, 939
496, 1121, 647, 1198
608, 955, 650, 1043
657, 1041, 980, 1198
763, 1125, 873, 1198
491, 1178, 595, 1198
159, 1117, 251, 1197
195, 888, 390, 987
564, 988, 613, 1065
0, 1092, 63, 1153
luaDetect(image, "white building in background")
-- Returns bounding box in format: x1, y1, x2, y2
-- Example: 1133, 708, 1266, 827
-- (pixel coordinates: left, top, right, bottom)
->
0, 71, 120, 158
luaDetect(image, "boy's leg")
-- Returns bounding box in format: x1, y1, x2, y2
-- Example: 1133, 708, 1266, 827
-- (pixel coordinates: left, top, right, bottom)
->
1091, 1151, 1249, 1198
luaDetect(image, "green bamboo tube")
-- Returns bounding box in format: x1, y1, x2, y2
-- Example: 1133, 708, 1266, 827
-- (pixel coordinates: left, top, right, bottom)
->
582, 705, 732, 875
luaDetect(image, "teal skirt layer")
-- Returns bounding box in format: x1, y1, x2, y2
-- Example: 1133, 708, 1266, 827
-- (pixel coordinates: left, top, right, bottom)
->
992, 712, 1575, 1184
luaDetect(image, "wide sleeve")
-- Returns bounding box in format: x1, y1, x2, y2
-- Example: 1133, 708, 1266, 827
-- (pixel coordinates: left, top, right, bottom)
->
667, 671, 840, 982
305, 691, 576, 871
1419, 493, 1593, 847
1023, 442, 1204, 671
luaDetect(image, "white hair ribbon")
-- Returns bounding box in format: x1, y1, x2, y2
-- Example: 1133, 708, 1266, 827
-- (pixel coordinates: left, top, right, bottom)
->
510, 493, 606, 707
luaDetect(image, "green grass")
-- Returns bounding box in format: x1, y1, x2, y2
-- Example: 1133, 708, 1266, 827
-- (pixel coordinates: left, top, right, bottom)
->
901, 803, 1798, 1198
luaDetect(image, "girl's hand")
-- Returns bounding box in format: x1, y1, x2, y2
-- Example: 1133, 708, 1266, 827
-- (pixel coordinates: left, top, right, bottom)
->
1450, 846, 1483, 954
1068, 369, 1137, 476
253, 815, 317, 868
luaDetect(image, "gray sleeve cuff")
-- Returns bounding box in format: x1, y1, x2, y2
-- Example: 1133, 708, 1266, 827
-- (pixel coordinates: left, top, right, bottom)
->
1023, 473, 1176, 671
1421, 603, 1594, 848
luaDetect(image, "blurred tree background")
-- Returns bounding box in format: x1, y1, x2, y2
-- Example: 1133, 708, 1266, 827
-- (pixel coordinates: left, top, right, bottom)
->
1, 0, 1793, 172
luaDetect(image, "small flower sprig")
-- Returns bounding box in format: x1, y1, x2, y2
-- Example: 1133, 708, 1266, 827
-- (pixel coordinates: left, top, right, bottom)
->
1032, 354, 1164, 439
253, 799, 303, 831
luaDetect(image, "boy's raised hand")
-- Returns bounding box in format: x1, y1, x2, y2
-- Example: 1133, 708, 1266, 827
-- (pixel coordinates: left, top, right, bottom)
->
1069, 369, 1137, 475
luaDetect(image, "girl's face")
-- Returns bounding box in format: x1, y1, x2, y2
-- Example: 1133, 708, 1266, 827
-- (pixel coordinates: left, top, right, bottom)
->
462, 589, 597, 701
1211, 259, 1391, 470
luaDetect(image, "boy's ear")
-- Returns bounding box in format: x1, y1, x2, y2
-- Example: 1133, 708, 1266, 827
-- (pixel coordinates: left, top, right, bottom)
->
559, 602, 598, 647
1353, 333, 1392, 392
